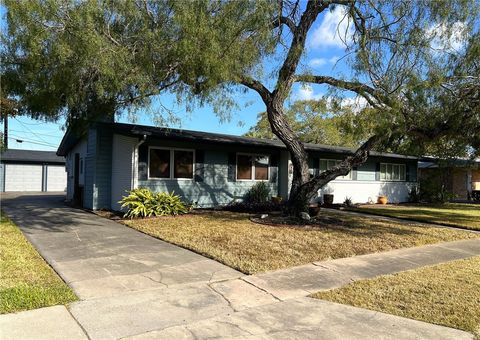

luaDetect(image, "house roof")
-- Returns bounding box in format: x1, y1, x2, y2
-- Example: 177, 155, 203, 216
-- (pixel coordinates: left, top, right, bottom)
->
1, 149, 65, 164
57, 121, 418, 160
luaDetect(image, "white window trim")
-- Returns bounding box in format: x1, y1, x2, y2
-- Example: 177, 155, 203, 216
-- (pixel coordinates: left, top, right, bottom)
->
380, 163, 406, 182
319, 159, 352, 180
148, 146, 195, 180
236, 153, 270, 181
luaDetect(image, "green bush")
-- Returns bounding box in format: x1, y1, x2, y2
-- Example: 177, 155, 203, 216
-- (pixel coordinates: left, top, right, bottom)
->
418, 176, 456, 203
120, 188, 191, 218
408, 185, 420, 203
244, 182, 270, 203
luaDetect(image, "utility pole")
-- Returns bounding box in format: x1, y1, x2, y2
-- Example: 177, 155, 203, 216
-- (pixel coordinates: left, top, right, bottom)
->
3, 113, 8, 149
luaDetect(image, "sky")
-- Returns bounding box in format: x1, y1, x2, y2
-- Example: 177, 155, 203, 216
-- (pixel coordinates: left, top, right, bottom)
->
0, 5, 356, 152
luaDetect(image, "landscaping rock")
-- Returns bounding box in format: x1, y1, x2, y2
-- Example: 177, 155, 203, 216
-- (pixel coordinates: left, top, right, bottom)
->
300, 212, 311, 221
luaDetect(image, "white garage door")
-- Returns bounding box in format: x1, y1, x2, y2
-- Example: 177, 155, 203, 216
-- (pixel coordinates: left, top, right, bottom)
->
46, 165, 67, 192
5, 164, 43, 191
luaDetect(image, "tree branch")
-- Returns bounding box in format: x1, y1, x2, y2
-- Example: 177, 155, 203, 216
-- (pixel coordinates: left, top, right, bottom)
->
295, 74, 390, 106
240, 77, 272, 104
272, 16, 296, 33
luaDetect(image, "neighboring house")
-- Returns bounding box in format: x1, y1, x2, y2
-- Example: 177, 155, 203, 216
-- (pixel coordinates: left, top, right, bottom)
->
419, 158, 480, 201
0, 149, 67, 192
56, 122, 418, 210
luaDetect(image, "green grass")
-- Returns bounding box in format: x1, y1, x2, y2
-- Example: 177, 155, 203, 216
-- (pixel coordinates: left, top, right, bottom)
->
312, 256, 480, 338
0, 212, 77, 314
354, 203, 480, 231
123, 210, 478, 274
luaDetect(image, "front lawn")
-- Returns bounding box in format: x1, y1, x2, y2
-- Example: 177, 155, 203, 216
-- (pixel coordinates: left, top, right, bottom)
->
354, 203, 480, 231
122, 210, 478, 274
312, 256, 480, 338
0, 212, 77, 314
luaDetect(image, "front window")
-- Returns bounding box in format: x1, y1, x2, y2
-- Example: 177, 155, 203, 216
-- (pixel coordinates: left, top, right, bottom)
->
149, 148, 170, 178
174, 150, 194, 179
149, 148, 194, 179
236, 154, 269, 181
319, 159, 351, 180
380, 163, 406, 181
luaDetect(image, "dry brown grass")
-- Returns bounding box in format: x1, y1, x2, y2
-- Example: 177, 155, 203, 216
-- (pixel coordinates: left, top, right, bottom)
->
312, 256, 480, 338
355, 203, 480, 231
122, 210, 478, 274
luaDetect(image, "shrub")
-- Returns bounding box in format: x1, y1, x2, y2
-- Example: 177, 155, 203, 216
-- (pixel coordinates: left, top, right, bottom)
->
408, 185, 420, 203
120, 188, 190, 218
343, 196, 353, 207
244, 182, 270, 204
418, 176, 456, 203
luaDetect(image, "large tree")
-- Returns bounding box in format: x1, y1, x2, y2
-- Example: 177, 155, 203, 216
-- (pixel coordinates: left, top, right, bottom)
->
245, 99, 377, 147
3, 0, 480, 215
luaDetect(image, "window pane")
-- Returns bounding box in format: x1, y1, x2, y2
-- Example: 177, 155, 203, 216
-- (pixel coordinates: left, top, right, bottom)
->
237, 155, 252, 180
400, 165, 406, 181
380, 164, 387, 180
393, 164, 400, 180
150, 149, 170, 178
386, 164, 392, 180
174, 150, 194, 178
319, 160, 327, 172
254, 156, 269, 180
327, 160, 336, 170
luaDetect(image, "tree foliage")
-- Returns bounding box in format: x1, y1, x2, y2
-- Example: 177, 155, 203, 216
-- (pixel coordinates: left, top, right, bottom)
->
246, 99, 377, 147
2, 0, 480, 214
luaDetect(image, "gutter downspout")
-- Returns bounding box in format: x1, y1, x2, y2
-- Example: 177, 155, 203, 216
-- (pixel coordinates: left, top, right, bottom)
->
132, 134, 147, 189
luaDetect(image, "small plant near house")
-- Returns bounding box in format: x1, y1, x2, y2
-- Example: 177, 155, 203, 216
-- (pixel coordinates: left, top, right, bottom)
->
343, 197, 354, 207
225, 182, 283, 213
408, 185, 420, 203
244, 181, 270, 203
120, 188, 191, 218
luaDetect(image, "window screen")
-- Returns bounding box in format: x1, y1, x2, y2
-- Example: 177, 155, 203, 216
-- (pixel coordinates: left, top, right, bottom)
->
150, 149, 170, 178
237, 154, 252, 180
254, 156, 269, 180
174, 150, 194, 178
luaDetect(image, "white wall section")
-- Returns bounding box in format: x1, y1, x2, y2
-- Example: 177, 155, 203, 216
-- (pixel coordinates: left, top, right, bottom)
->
317, 180, 415, 204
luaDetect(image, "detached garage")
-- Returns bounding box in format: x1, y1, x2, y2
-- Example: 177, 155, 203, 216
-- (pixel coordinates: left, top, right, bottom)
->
0, 149, 66, 192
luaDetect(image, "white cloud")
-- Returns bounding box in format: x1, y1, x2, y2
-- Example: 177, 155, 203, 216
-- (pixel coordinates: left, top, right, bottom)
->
309, 7, 353, 49
309, 58, 328, 67
296, 84, 322, 101
308, 55, 340, 68
336, 96, 369, 113
427, 22, 467, 52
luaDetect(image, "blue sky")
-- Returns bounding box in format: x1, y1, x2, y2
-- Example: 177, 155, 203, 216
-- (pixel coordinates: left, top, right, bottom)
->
1, 5, 352, 151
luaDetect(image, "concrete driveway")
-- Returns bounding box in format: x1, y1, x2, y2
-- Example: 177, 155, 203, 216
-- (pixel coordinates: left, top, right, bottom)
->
0, 193, 474, 340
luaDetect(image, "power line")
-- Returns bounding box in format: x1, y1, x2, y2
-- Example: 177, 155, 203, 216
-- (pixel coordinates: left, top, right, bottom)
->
14, 118, 52, 145
9, 129, 62, 139
8, 134, 58, 148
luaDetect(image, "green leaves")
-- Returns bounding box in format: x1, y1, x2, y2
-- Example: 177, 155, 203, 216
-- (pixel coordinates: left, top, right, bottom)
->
119, 188, 191, 218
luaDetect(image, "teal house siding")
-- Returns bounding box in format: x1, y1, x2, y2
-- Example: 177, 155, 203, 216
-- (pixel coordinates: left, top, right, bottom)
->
83, 127, 113, 210
58, 122, 419, 209
137, 141, 280, 207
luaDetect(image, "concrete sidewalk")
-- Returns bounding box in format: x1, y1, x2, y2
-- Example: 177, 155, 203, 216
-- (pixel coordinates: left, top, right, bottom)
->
243, 238, 480, 300
0, 193, 477, 339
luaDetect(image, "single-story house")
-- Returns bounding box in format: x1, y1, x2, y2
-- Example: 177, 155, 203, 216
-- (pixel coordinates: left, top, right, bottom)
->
0, 149, 67, 192
419, 158, 480, 201
56, 122, 418, 210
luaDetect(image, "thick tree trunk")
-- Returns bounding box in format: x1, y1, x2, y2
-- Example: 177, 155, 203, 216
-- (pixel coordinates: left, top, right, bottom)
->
286, 134, 383, 215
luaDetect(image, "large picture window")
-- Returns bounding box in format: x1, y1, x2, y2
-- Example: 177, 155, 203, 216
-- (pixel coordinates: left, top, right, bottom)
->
149, 148, 194, 179
236, 154, 269, 181
380, 163, 406, 181
319, 159, 351, 180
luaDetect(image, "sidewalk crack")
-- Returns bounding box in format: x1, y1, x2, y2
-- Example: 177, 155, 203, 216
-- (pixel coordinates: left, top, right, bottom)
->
239, 278, 282, 302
